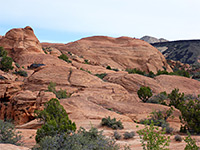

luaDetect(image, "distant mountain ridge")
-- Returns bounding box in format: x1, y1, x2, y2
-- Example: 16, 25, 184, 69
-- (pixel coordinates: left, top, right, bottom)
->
140, 35, 168, 44
152, 40, 200, 64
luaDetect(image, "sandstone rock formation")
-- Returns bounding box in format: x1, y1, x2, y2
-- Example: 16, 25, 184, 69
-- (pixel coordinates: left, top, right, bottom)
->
42, 36, 172, 73
1, 27, 200, 149
0, 26, 44, 61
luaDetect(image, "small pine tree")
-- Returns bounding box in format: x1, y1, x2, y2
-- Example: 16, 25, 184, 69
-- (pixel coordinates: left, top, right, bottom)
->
35, 98, 76, 143
137, 86, 153, 102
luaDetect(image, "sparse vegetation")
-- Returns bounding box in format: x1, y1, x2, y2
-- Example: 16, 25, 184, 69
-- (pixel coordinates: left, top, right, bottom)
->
101, 116, 124, 130
84, 59, 90, 64
80, 67, 91, 74
13, 70, 28, 77
106, 65, 112, 70
184, 133, 199, 150
33, 127, 120, 150
137, 86, 153, 103
139, 108, 174, 134
125, 67, 190, 78
137, 120, 170, 150
126, 68, 145, 75
58, 54, 72, 63
0, 47, 14, 72
34, 98, 76, 143
147, 91, 168, 105
113, 131, 121, 140
47, 82, 69, 99
15, 63, 20, 68
95, 73, 107, 80
174, 135, 182, 142
123, 131, 135, 139
0, 120, 22, 145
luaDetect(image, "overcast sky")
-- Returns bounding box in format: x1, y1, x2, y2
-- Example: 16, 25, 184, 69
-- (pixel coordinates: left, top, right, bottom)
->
1, 0, 200, 43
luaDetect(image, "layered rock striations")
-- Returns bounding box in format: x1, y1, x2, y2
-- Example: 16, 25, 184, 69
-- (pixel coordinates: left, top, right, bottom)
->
42, 36, 172, 73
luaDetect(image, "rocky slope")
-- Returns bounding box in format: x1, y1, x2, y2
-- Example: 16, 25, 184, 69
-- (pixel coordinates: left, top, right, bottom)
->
140, 35, 168, 44
42, 36, 172, 73
152, 40, 200, 64
0, 27, 200, 149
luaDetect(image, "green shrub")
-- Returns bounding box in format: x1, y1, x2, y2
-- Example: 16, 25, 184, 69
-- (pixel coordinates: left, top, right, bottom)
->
0, 120, 22, 145
55, 89, 68, 99
179, 99, 200, 134
15, 63, 20, 68
156, 70, 169, 76
0, 56, 14, 72
47, 82, 69, 99
101, 116, 124, 130
174, 135, 182, 142
13, 70, 28, 77
106, 65, 111, 70
95, 73, 107, 80
80, 68, 91, 74
0, 47, 7, 57
147, 91, 168, 105
126, 68, 145, 75
34, 98, 76, 143
137, 86, 153, 103
184, 133, 199, 150
0, 47, 14, 72
137, 120, 170, 150
139, 108, 174, 134
168, 88, 184, 108
147, 71, 156, 78
113, 131, 121, 140
84, 59, 89, 64
58, 54, 72, 63
123, 131, 135, 139
33, 127, 120, 150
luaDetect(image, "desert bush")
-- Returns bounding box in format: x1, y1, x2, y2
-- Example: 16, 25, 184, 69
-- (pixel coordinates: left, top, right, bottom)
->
179, 99, 200, 134
113, 131, 121, 140
95, 73, 107, 80
58, 54, 72, 63
164, 126, 174, 134
0, 47, 14, 72
168, 88, 184, 108
123, 131, 135, 139
174, 135, 182, 142
147, 71, 156, 78
80, 68, 91, 74
0, 47, 8, 57
15, 63, 20, 68
34, 98, 76, 143
0, 56, 14, 72
147, 91, 168, 105
0, 120, 22, 145
140, 108, 174, 134
13, 70, 28, 77
184, 133, 199, 150
84, 59, 89, 64
33, 127, 120, 150
126, 68, 145, 75
137, 86, 153, 103
106, 65, 112, 70
137, 120, 170, 150
47, 82, 69, 99
101, 116, 124, 130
